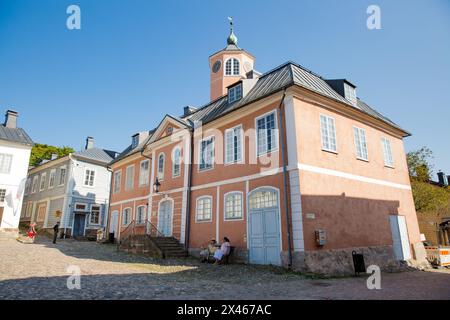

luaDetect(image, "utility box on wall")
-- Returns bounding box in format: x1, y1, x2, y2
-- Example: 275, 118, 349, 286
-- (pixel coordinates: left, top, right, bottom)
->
315, 229, 326, 246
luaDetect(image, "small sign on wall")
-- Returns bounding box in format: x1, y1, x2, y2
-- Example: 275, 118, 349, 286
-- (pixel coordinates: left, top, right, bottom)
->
306, 213, 316, 220
55, 210, 62, 218
152, 211, 157, 217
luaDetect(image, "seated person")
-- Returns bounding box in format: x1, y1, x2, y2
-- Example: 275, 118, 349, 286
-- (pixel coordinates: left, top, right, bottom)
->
200, 239, 217, 263
213, 237, 231, 264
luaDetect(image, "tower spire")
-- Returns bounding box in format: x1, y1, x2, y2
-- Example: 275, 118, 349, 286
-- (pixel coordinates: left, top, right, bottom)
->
227, 16, 238, 46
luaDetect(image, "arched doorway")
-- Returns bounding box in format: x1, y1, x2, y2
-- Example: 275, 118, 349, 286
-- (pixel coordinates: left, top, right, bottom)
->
248, 187, 281, 266
158, 199, 173, 237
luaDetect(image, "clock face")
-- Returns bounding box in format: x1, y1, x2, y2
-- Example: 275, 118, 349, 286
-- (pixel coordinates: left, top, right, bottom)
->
244, 61, 252, 72
212, 60, 222, 73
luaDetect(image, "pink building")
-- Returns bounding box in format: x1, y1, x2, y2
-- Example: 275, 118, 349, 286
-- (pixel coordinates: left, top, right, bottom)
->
108, 24, 427, 275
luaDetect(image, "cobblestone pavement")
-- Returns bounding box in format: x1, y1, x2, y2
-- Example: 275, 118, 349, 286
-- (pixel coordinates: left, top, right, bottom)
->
0, 237, 449, 300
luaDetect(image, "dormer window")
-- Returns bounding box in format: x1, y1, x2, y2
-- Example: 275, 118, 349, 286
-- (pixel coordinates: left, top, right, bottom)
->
228, 83, 242, 104
225, 58, 240, 76
131, 134, 139, 149
344, 83, 357, 105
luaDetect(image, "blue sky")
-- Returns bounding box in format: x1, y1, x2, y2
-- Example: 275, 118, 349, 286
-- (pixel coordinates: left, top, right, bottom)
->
1, 0, 449, 177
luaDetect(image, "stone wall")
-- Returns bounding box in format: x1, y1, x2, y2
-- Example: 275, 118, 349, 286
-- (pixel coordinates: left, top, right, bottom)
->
281, 245, 431, 276
119, 235, 163, 258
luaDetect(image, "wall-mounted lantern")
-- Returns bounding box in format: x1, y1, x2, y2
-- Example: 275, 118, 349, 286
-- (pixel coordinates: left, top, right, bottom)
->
153, 178, 161, 194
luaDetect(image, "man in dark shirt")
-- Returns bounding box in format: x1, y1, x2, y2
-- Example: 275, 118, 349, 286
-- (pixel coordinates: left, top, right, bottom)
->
53, 221, 60, 244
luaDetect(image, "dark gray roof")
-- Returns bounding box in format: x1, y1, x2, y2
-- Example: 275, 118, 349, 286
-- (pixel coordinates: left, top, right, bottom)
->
73, 147, 118, 164
0, 125, 33, 146
109, 131, 153, 165
187, 61, 406, 134
111, 61, 408, 164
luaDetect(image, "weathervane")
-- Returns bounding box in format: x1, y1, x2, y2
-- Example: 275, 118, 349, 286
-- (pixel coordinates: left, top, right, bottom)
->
228, 16, 233, 31
227, 16, 238, 46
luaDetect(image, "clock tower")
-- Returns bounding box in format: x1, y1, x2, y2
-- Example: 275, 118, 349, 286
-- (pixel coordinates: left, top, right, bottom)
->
209, 18, 256, 101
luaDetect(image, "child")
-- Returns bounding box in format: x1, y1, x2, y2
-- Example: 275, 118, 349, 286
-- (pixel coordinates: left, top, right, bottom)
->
27, 222, 37, 242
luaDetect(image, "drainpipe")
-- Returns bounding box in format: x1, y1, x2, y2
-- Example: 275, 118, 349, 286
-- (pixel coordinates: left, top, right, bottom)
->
184, 127, 194, 252
277, 89, 293, 269
106, 165, 114, 241
141, 148, 153, 228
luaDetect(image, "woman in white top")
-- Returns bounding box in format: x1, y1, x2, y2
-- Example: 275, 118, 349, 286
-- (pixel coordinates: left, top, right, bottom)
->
214, 237, 231, 263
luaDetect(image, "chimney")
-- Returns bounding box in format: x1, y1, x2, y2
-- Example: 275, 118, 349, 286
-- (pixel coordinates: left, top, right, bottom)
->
4, 110, 18, 128
85, 136, 94, 150
51, 153, 58, 160
437, 171, 445, 185
183, 106, 197, 117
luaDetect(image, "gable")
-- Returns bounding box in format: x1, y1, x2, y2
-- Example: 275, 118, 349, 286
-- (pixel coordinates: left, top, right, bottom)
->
148, 115, 189, 144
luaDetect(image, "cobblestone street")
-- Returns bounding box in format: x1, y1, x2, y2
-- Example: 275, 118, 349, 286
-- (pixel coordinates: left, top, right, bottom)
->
0, 237, 449, 300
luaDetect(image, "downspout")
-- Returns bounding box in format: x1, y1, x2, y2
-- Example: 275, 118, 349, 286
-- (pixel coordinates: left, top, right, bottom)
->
277, 89, 293, 269
106, 165, 113, 240
141, 146, 153, 234
184, 127, 194, 252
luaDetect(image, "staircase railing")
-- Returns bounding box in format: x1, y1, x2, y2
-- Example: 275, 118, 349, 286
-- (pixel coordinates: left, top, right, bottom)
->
144, 221, 165, 238
120, 220, 165, 240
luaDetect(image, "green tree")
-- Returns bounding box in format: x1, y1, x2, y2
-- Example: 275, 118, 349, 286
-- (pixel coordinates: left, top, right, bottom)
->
407, 146, 450, 212
30, 143, 74, 167
407, 146, 433, 181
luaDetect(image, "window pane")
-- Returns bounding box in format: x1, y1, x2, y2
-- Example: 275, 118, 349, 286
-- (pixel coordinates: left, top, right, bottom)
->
225, 59, 232, 75
233, 59, 239, 75
158, 154, 164, 179
0, 154, 12, 174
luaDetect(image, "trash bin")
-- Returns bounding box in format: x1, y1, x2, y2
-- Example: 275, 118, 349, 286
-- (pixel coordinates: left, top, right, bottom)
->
109, 232, 115, 244
352, 251, 366, 276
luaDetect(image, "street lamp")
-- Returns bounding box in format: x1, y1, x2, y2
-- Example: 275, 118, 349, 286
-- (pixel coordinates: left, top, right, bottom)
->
153, 177, 161, 194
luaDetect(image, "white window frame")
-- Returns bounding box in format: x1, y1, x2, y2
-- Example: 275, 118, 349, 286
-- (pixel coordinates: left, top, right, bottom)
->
353, 126, 369, 161
125, 165, 135, 191
0, 153, 13, 174
74, 202, 88, 212
25, 178, 31, 195
136, 205, 146, 225
84, 168, 96, 187
157, 153, 165, 180
113, 169, 122, 193
25, 201, 33, 217
344, 83, 357, 105
48, 169, 56, 189
320, 114, 338, 153
225, 125, 243, 165
198, 136, 215, 172
224, 191, 244, 221
139, 160, 150, 186
228, 83, 242, 104
90, 204, 101, 225
58, 166, 67, 186
195, 196, 213, 223
39, 172, 47, 192
31, 176, 39, 193
381, 137, 394, 168
172, 147, 181, 178
36, 203, 47, 222
131, 135, 139, 149
255, 110, 279, 157
225, 58, 240, 76
122, 207, 132, 226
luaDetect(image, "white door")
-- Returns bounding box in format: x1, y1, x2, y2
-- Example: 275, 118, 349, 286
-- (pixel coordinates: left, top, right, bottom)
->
158, 200, 173, 237
389, 215, 411, 260
110, 211, 118, 236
